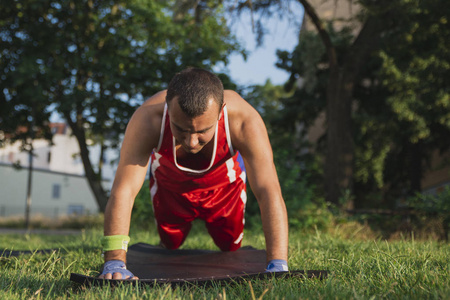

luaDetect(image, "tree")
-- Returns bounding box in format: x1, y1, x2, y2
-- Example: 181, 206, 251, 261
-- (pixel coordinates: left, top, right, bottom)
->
243, 80, 329, 228
0, 1, 52, 145
371, 0, 450, 199
296, 0, 408, 208
1, 0, 242, 212
228, 0, 449, 209
276, 22, 354, 198
277, 0, 450, 208
232, 0, 396, 207
331, 0, 450, 207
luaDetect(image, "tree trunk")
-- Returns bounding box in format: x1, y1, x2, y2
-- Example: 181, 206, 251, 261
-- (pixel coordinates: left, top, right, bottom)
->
407, 141, 423, 196
299, 0, 385, 207
99, 141, 106, 180
324, 67, 355, 208
65, 112, 109, 212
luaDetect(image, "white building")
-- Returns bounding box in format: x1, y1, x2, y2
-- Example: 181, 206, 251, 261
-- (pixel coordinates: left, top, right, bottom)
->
0, 123, 117, 218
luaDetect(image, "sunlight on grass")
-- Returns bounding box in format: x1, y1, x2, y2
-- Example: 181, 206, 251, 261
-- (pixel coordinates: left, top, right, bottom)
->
0, 223, 449, 299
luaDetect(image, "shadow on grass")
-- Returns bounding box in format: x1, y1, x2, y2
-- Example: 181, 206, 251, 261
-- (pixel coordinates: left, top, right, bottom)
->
0, 244, 99, 258
1, 275, 72, 298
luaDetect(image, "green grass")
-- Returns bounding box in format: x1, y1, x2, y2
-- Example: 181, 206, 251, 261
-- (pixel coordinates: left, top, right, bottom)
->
0, 222, 449, 299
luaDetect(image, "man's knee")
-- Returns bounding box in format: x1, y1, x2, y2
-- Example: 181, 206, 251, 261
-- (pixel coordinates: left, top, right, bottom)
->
208, 226, 243, 251
216, 240, 241, 251
159, 238, 183, 250
158, 222, 192, 249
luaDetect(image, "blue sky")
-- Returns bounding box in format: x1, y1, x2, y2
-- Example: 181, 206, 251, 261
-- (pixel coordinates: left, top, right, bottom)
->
222, 5, 305, 86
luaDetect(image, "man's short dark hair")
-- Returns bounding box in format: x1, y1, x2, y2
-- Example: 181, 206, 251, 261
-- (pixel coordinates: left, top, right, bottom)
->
166, 68, 224, 118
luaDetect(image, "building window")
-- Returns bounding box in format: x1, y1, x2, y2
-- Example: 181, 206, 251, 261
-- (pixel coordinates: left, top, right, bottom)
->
52, 184, 61, 199
68, 205, 84, 215
47, 152, 51, 163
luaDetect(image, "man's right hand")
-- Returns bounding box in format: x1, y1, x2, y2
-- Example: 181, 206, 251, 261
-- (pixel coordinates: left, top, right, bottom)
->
98, 260, 139, 280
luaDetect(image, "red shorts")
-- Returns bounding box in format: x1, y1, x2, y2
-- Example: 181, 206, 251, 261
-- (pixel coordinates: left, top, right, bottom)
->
150, 179, 247, 251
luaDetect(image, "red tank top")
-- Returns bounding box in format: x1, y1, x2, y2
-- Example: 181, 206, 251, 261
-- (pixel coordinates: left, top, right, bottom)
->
150, 103, 245, 193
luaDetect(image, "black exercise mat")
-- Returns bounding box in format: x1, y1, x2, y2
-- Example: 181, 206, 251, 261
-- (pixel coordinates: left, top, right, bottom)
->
70, 243, 328, 287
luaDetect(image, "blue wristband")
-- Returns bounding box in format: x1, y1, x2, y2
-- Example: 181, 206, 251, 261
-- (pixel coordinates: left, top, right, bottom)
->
265, 259, 289, 272
100, 260, 135, 279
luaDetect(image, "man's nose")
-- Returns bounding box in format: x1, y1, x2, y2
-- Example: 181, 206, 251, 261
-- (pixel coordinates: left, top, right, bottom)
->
185, 134, 199, 148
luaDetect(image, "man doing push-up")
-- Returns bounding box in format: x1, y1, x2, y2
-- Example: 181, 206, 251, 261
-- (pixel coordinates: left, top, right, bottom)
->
99, 68, 289, 279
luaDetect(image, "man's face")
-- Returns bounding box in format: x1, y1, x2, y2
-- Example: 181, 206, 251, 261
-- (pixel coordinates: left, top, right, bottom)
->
168, 97, 221, 154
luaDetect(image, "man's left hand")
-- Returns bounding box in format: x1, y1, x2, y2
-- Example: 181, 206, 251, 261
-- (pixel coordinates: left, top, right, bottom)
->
265, 259, 288, 272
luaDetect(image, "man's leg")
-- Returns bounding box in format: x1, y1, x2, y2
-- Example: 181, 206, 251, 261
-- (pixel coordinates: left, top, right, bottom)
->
157, 221, 192, 249
203, 182, 247, 251
150, 182, 196, 249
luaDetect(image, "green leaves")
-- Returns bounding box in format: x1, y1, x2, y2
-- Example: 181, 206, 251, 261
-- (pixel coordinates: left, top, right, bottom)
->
1, 0, 241, 209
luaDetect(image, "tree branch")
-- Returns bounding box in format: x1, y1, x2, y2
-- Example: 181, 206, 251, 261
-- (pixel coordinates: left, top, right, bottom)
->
298, 0, 337, 67
343, 15, 383, 82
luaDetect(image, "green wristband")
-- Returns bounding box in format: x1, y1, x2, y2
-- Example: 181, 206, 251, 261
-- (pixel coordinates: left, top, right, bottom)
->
101, 235, 130, 252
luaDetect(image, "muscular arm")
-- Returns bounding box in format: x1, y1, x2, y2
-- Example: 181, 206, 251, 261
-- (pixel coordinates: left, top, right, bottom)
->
101, 92, 165, 276
227, 91, 289, 263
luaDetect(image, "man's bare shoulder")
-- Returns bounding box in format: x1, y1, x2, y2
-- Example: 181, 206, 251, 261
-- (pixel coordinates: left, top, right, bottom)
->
224, 90, 255, 119
133, 91, 166, 126
225, 89, 262, 121
141, 90, 167, 108
224, 90, 244, 108
224, 90, 267, 152
125, 91, 166, 152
